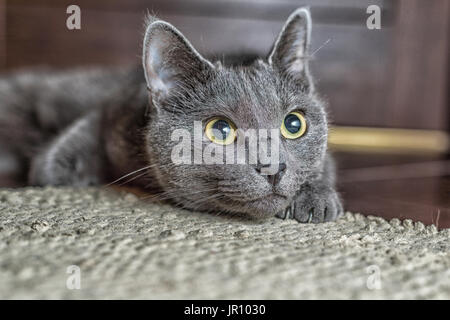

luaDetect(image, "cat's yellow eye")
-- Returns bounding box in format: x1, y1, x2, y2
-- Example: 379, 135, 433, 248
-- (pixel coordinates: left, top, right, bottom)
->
281, 111, 307, 139
205, 117, 237, 145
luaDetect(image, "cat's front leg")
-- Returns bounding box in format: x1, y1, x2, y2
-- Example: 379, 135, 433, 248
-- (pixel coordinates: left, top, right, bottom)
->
29, 111, 105, 186
279, 184, 343, 223
277, 153, 343, 223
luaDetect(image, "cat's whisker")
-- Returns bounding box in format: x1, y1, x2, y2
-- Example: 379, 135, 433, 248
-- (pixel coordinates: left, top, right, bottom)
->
217, 181, 238, 186
310, 38, 332, 57
102, 164, 155, 187
158, 193, 222, 213
139, 186, 219, 202
116, 171, 149, 187
217, 181, 240, 188
218, 189, 242, 195
188, 194, 221, 210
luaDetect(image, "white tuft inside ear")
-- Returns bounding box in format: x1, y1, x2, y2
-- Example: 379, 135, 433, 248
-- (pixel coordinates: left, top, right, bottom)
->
145, 33, 173, 94
143, 21, 172, 95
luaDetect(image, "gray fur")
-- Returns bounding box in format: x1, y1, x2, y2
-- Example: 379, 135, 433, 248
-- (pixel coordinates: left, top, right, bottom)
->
0, 7, 342, 223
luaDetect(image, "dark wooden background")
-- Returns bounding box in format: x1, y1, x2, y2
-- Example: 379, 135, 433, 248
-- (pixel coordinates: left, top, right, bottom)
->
0, 0, 449, 228
0, 0, 448, 130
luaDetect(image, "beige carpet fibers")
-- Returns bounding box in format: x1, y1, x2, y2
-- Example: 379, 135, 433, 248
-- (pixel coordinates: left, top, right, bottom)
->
0, 187, 449, 299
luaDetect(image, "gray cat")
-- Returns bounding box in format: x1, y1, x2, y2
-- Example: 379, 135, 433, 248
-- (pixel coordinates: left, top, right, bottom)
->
0, 8, 343, 223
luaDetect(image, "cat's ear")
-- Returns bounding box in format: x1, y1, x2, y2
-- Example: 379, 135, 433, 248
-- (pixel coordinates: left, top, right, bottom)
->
268, 8, 314, 93
142, 17, 214, 100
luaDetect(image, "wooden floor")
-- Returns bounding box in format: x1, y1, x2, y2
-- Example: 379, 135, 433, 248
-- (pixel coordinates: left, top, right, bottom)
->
335, 152, 450, 229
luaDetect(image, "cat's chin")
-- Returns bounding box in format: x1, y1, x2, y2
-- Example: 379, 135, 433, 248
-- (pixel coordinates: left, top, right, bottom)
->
219, 193, 291, 219
176, 193, 291, 220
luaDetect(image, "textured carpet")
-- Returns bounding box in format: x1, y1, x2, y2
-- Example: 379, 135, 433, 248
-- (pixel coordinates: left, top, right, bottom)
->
0, 187, 449, 299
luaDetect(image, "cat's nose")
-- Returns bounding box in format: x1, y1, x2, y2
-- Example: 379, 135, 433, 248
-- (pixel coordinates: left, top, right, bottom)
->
255, 162, 287, 186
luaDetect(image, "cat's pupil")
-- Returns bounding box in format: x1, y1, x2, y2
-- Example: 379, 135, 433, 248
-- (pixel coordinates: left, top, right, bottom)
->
284, 114, 301, 133
212, 120, 231, 140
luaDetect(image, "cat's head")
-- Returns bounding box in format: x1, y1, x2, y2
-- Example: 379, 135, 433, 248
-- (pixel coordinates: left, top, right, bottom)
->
142, 8, 328, 218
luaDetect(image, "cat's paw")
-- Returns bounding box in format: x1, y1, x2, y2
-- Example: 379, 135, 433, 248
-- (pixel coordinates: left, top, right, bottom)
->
276, 186, 343, 223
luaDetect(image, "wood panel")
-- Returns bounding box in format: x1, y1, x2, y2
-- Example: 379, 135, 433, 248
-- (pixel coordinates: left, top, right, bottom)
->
6, 5, 142, 68
4, 0, 393, 67
3, 0, 395, 129
2, 0, 449, 131
0, 0, 5, 70
7, 0, 390, 24
386, 0, 449, 130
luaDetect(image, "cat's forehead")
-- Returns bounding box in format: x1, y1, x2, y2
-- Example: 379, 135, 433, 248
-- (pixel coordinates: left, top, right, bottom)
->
199, 63, 311, 128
